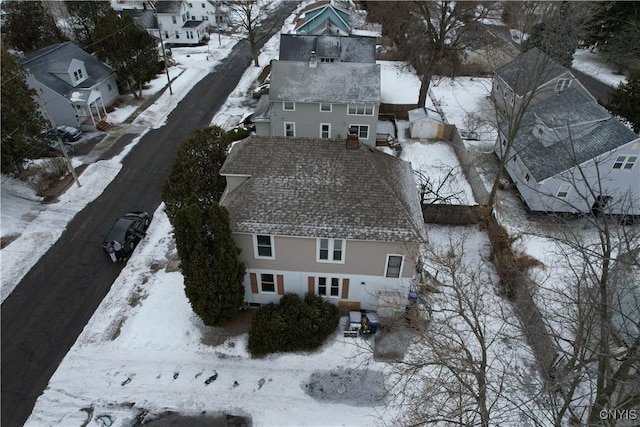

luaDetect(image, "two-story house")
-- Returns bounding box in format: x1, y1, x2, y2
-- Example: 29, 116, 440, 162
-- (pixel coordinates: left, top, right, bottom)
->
254, 59, 381, 146
494, 49, 640, 216
153, 1, 209, 46
21, 42, 118, 129
219, 135, 425, 314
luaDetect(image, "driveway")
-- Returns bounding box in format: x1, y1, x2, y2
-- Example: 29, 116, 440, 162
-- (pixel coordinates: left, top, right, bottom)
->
1, 3, 299, 426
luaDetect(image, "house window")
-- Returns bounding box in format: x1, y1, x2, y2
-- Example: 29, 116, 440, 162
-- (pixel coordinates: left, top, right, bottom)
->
164, 31, 169, 38
385, 255, 404, 278
556, 184, 571, 199
320, 57, 335, 62
203, 15, 208, 20
175, 31, 180, 39
284, 122, 295, 137
525, 173, 530, 182
612, 155, 637, 170
254, 235, 274, 259
107, 83, 113, 92
555, 78, 571, 92
188, 2, 193, 7
320, 123, 331, 139
260, 274, 275, 293
283, 101, 295, 111
318, 277, 340, 297
318, 238, 344, 263
319, 103, 332, 112
202, 2, 205, 7
172, 16, 177, 24
73, 69, 83, 81
347, 103, 374, 115
349, 124, 369, 139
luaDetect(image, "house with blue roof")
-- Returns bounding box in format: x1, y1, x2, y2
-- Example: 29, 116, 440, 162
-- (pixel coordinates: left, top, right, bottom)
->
21, 42, 118, 129
294, 1, 351, 36
494, 49, 640, 216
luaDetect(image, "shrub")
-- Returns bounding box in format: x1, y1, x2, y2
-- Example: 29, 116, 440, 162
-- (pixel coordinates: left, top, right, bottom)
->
248, 293, 339, 356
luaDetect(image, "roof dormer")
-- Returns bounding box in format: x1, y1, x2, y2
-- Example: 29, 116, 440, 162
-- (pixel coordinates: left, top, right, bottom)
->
68, 58, 88, 86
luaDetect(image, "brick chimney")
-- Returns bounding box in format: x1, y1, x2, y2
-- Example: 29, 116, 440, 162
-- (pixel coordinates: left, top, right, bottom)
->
346, 128, 359, 150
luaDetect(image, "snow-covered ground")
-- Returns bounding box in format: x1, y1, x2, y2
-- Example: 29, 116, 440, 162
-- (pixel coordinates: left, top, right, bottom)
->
1, 9, 632, 425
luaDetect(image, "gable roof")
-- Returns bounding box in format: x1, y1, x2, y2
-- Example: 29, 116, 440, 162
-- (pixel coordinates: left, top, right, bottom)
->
155, 1, 183, 14
279, 34, 376, 63
503, 83, 640, 181
295, 2, 350, 34
21, 42, 115, 98
269, 60, 380, 103
496, 47, 569, 96
220, 136, 425, 243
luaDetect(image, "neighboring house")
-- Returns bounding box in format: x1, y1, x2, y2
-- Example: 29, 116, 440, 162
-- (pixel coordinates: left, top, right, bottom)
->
494, 49, 640, 216
294, 1, 351, 36
219, 135, 425, 314
459, 22, 519, 74
254, 59, 381, 146
21, 42, 118, 129
114, 0, 227, 33
609, 249, 640, 349
279, 34, 376, 63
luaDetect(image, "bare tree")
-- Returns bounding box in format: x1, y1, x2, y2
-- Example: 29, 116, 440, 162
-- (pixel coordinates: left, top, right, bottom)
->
228, 0, 285, 67
381, 231, 537, 426
413, 165, 467, 205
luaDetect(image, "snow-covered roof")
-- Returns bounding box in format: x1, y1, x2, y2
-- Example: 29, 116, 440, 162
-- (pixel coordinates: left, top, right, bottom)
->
21, 42, 115, 100
220, 136, 425, 243
503, 83, 640, 181
269, 60, 380, 103
496, 47, 569, 96
279, 34, 376, 63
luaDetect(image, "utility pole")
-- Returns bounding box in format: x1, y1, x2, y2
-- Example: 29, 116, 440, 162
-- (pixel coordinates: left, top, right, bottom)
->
156, 9, 173, 95
34, 83, 81, 188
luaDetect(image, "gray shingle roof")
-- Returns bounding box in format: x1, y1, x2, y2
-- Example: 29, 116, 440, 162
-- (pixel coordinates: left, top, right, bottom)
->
269, 60, 380, 103
118, 9, 157, 29
21, 42, 115, 99
155, 1, 182, 14
503, 84, 640, 181
279, 34, 376, 63
496, 47, 569, 96
220, 136, 425, 243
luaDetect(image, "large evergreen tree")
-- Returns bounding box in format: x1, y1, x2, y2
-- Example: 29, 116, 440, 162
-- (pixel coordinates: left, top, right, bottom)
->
522, 2, 579, 68
1, 47, 48, 173
93, 10, 159, 98
2, 0, 67, 52
63, 0, 113, 52
172, 202, 246, 326
607, 69, 640, 132
580, 2, 640, 71
162, 126, 231, 221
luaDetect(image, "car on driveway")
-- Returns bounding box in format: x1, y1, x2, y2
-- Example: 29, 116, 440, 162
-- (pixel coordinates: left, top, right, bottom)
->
48, 140, 75, 155
102, 212, 150, 262
43, 125, 83, 142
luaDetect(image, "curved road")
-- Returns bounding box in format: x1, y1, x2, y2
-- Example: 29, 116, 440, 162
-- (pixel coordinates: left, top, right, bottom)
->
1, 3, 298, 426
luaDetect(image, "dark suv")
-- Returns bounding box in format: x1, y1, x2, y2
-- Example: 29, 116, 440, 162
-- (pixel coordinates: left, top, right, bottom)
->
102, 212, 150, 262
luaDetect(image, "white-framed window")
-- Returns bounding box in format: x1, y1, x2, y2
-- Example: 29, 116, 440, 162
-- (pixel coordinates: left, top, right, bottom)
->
320, 123, 331, 139
260, 273, 276, 293
347, 103, 374, 115
318, 276, 341, 297
317, 238, 345, 263
283, 101, 295, 111
319, 103, 332, 112
172, 15, 177, 24
253, 234, 274, 259
525, 173, 530, 182
175, 31, 180, 39
612, 155, 637, 170
284, 122, 295, 137
320, 57, 335, 62
201, 2, 205, 7
349, 124, 369, 139
385, 255, 404, 278
556, 184, 571, 199
555, 78, 571, 92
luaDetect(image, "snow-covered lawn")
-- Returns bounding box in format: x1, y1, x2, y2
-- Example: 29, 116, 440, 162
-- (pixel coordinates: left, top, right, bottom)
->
1, 13, 631, 425
572, 48, 628, 88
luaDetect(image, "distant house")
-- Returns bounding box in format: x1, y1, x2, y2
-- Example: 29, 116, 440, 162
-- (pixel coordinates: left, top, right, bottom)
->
254, 59, 381, 146
115, 0, 228, 33
294, 1, 351, 35
21, 42, 118, 129
279, 34, 376, 63
219, 135, 425, 314
493, 49, 640, 216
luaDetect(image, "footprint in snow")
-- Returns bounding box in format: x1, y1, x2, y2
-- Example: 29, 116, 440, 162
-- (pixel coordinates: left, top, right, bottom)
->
205, 371, 218, 385
121, 377, 132, 386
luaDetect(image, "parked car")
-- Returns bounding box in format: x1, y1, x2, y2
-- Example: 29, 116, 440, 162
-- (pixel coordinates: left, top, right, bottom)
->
49, 140, 75, 155
102, 212, 150, 262
43, 125, 83, 142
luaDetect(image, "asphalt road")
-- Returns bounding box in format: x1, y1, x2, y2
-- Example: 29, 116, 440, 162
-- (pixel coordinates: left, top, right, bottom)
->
1, 3, 299, 426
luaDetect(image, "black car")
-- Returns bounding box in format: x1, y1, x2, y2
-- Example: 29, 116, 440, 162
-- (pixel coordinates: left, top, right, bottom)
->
102, 211, 150, 262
